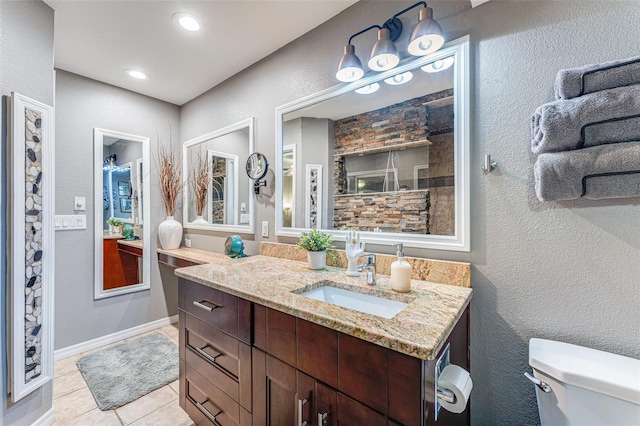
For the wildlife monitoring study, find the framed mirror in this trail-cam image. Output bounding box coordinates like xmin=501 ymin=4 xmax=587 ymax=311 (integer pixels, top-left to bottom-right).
xmin=182 ymin=118 xmax=255 ymax=233
xmin=275 ymin=36 xmax=470 ymax=251
xmin=94 ymin=128 xmax=151 ymax=299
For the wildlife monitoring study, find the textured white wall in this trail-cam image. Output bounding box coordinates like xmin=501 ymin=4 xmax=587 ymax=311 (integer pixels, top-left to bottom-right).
xmin=180 ymin=1 xmax=640 ymax=424
xmin=0 ymin=1 xmax=55 ymax=424
xmin=54 ymin=70 xmax=180 ymax=349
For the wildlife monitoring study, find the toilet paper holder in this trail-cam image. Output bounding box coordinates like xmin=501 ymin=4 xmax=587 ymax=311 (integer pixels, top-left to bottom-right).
xmin=434 ymin=344 xmax=451 ymax=420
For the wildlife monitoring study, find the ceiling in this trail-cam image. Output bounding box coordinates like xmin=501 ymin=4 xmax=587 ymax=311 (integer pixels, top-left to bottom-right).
xmin=45 ymin=0 xmax=357 ymax=106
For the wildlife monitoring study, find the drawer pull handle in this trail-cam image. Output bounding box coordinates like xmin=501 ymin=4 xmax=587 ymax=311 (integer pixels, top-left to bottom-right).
xmin=192 ymin=300 xmax=218 ymax=312
xmin=318 ymin=412 xmax=328 ymax=424
xmin=195 ymin=346 xmax=222 ymax=364
xmin=298 ymin=398 xmax=308 ymax=426
xmin=196 ymin=400 xmax=222 ymax=424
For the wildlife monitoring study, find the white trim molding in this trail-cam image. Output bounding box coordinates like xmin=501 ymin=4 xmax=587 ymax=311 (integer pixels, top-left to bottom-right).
xmin=9 ymin=92 xmax=55 ymax=402
xmin=31 ymin=408 xmax=55 ymax=426
xmin=54 ymin=315 xmax=178 ymax=361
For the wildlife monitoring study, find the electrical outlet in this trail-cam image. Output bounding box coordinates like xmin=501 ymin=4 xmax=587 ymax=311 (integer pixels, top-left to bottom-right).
xmin=184 ymin=239 xmax=192 ymax=248
xmin=262 ymin=221 xmax=269 ymax=238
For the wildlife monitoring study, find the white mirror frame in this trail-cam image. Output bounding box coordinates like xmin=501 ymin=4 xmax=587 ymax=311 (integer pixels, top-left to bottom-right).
xmin=182 ymin=117 xmax=255 ymax=234
xmin=94 ymin=128 xmax=151 ymax=299
xmin=275 ymin=36 xmax=470 ymax=251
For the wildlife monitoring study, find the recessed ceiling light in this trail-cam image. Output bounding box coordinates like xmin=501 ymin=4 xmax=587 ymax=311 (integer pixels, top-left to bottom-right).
xmin=173 ymin=13 xmax=203 ymax=32
xmin=125 ymin=69 xmax=150 ymax=80
xmin=355 ymin=83 xmax=380 ymax=95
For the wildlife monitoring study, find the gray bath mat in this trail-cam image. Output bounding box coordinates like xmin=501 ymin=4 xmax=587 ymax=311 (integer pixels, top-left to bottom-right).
xmin=76 ymin=332 xmax=179 ymax=410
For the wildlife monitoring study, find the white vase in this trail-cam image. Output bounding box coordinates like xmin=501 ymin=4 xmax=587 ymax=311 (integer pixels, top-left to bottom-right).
xmin=158 ymin=216 xmax=183 ymax=249
xmin=307 ymin=251 xmax=326 ymax=270
xmin=192 ymin=215 xmax=209 ymax=225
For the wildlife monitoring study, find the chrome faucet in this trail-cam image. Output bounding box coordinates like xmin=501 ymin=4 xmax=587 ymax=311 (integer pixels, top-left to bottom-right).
xmin=357 ymin=253 xmax=376 ymax=286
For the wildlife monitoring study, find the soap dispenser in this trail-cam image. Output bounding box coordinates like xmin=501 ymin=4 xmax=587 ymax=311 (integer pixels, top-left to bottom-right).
xmin=391 ymin=243 xmax=412 ymax=293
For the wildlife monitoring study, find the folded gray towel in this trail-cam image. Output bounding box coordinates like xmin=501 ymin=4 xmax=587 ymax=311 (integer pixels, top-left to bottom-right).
xmin=555 ymin=56 xmax=640 ymax=100
xmin=534 ymin=142 xmax=640 ymax=201
xmin=531 ymin=84 xmax=640 ymax=154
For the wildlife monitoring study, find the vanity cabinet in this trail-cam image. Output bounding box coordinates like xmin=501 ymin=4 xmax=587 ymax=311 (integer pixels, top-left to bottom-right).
xmin=179 ymin=277 xmax=469 ymax=426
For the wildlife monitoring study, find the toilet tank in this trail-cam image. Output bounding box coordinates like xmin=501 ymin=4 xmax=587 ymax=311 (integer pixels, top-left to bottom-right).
xmin=529 ymin=338 xmax=640 ymax=426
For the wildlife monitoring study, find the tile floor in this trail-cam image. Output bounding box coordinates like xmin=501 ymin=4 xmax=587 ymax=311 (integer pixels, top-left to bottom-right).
xmin=52 ymin=323 xmax=194 ymax=426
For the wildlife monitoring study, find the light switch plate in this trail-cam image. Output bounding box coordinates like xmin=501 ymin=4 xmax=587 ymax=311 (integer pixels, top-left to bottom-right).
xmin=74 ymin=196 xmax=86 ymax=211
xmin=240 ymin=214 xmax=250 ymax=224
xmin=262 ymin=221 xmax=269 ymax=238
xmin=55 ymin=215 xmax=87 ymax=231
xmin=240 ymin=202 xmax=246 ymax=212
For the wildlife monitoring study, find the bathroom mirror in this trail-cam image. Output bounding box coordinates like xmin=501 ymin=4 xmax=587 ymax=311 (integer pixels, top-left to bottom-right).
xmin=275 ymin=36 xmax=469 ymax=251
xmin=94 ymin=128 xmax=151 ymax=299
xmin=182 ymin=118 xmax=255 ymax=233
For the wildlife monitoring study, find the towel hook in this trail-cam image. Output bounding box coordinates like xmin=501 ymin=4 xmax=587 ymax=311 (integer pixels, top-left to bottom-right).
xmin=482 ymin=154 xmax=497 ymax=173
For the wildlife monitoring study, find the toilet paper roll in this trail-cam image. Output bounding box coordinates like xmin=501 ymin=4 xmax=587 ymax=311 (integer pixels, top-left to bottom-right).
xmin=437 ymin=364 xmax=473 ymax=414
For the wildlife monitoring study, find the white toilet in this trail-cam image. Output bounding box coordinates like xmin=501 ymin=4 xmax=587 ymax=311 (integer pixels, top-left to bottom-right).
xmin=528 ymin=338 xmax=640 ymax=426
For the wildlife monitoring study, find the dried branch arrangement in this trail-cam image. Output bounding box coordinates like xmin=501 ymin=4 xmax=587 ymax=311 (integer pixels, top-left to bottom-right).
xmin=157 ymin=141 xmax=183 ymax=216
xmin=192 ymin=152 xmax=210 ymax=216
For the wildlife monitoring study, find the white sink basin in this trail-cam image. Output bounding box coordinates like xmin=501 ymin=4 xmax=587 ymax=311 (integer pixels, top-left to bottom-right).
xmin=300 ymin=285 xmax=408 ymax=319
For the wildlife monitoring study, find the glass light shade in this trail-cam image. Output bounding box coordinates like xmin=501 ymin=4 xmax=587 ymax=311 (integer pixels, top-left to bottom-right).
xmin=355 ymin=83 xmax=380 ymax=94
xmin=384 ymin=71 xmax=413 ymax=86
xmin=422 ymin=57 xmax=455 ymax=73
xmin=368 ymin=28 xmax=399 ymax=71
xmin=336 ymin=44 xmax=364 ymax=82
xmin=407 ymin=7 xmax=445 ymax=56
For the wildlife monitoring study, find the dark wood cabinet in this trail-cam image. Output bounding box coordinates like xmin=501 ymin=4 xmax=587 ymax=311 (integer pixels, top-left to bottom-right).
xmin=179 ymin=278 xmax=470 ymax=426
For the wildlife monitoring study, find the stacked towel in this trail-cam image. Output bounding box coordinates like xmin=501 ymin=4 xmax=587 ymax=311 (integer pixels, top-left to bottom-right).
xmin=555 ymin=56 xmax=640 ymax=100
xmin=532 ymin=56 xmax=640 ymax=201
xmin=534 ymin=142 xmax=640 ymax=201
xmin=531 ymin=84 xmax=640 ymax=154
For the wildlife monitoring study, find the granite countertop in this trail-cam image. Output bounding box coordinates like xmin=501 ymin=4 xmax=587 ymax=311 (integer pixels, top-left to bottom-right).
xmin=103 ymin=231 xmax=123 ymax=240
xmin=157 ymin=247 xmax=229 ymax=264
xmin=175 ymin=255 xmax=472 ymax=360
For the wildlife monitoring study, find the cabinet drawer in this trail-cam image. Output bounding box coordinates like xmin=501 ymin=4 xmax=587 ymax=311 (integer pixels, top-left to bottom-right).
xmin=179 ymin=278 xmax=246 ymax=339
xmin=185 ymin=363 xmax=246 ymax=426
xmin=337 ymin=392 xmax=387 ymax=426
xmin=184 ymin=313 xmax=252 ymax=410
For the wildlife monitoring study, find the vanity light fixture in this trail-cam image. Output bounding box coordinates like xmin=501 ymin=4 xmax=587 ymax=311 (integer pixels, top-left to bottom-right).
xmin=173 ymin=12 xmax=203 ymax=32
xmin=355 ymin=83 xmax=380 ymax=94
xmin=384 ymin=71 xmax=413 ymax=86
xmin=422 ymin=57 xmax=454 ymax=73
xmin=125 ymin=69 xmax=150 ymax=80
xmin=335 ymin=1 xmax=444 ymax=82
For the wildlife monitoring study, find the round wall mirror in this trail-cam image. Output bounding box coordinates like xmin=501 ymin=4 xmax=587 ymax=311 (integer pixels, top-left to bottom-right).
xmin=246 ymin=152 xmax=269 ymax=180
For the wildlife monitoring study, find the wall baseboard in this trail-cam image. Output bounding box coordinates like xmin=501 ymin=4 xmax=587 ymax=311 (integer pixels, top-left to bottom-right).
xmin=31 ymin=408 xmax=55 ymax=426
xmin=54 ymin=315 xmax=178 ymax=361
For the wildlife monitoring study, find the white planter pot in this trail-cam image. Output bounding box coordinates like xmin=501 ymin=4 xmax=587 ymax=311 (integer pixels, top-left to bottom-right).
xmin=307 ymin=251 xmax=326 ymax=270
xmin=158 ymin=216 xmax=183 ymax=249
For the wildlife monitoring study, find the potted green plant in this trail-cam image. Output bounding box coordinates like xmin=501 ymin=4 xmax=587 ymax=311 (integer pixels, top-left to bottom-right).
xmin=297 ymin=228 xmax=335 ymax=270
xmin=107 ymin=217 xmax=124 ymax=234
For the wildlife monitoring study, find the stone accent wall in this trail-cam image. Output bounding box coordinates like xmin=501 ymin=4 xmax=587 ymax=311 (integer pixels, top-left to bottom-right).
xmin=210 ymin=158 xmax=226 ymax=223
xmin=333 ymin=89 xmax=453 ymax=155
xmin=333 ymin=190 xmax=430 ymax=233
xmin=332 ymin=89 xmax=454 ymax=234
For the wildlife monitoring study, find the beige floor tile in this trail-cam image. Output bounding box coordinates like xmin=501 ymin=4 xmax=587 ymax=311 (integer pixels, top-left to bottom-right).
xmin=159 ymin=324 xmax=179 ymax=344
xmin=129 ymin=399 xmax=191 ymax=426
xmin=53 ymin=386 xmax=98 ymax=423
xmin=54 ymin=368 xmax=87 ymax=400
xmin=116 ymin=386 xmax=177 ymax=425
xmin=168 ymin=379 xmax=180 ymax=395
xmin=60 ymin=408 xmax=122 ymax=426
xmin=54 ymin=354 xmax=81 ymax=378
